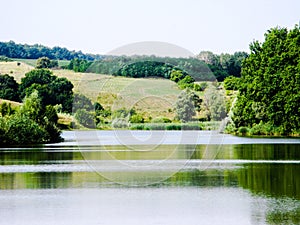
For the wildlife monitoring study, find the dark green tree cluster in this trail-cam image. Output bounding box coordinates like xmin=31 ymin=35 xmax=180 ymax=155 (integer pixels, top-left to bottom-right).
xmin=116 ymin=61 xmax=174 ymax=78
xmin=36 ymin=57 xmax=58 ymax=69
xmin=85 ymin=55 xmax=215 ymax=81
xmin=0 ymin=91 xmax=62 ymax=145
xmin=231 ymin=25 xmax=300 ymax=135
xmin=0 ymin=41 xmax=103 ymax=60
xmin=65 ymin=58 xmax=93 ymax=72
xmin=19 ymin=69 xmax=74 ymax=112
xmin=0 ymin=74 xmax=20 ymax=101
xmin=198 ymin=51 xmax=248 ymax=81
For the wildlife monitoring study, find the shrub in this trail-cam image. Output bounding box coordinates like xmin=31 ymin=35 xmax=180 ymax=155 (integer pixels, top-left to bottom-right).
xmin=75 ymin=109 xmax=95 ymax=128
xmin=5 ymin=115 xmax=47 ymax=145
xmin=151 ymin=117 xmax=172 ymax=123
xmin=130 ymin=114 xmax=144 ymax=123
xmin=111 ymin=118 xmax=129 ymax=128
xmin=238 ymin=126 xmax=249 ymax=136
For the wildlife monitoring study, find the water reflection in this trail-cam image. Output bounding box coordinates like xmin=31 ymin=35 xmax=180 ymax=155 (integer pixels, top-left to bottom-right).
xmin=0 ymin=142 xmax=299 ymax=225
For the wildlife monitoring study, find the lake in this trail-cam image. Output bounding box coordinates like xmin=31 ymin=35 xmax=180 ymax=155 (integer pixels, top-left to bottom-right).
xmin=0 ymin=130 xmax=299 ymax=225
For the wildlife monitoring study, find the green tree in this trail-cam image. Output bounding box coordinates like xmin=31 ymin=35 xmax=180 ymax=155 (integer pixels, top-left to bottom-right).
xmin=36 ymin=57 xmax=51 ymax=68
xmin=233 ymin=25 xmax=300 ymax=133
xmin=204 ymin=85 xmax=227 ymax=121
xmin=73 ymin=94 xmax=94 ymax=112
xmin=175 ymin=90 xmax=196 ymax=122
xmin=20 ymin=69 xmax=74 ymax=113
xmin=75 ymin=109 xmax=95 ymax=128
xmin=0 ymin=74 xmax=20 ymax=101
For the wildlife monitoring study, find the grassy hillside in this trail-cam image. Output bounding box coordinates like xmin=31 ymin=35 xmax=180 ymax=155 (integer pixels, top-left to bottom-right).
xmin=0 ymin=61 xmax=182 ymax=120
xmin=0 ymin=61 xmax=34 ymax=82
xmin=53 ymin=71 xmax=180 ymax=119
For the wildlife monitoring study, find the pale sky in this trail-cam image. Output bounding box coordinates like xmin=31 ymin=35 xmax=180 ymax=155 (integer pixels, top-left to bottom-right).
xmin=0 ymin=0 xmax=299 ymax=55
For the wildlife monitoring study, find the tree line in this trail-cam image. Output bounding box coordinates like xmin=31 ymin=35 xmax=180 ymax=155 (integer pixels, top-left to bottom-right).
xmin=0 ymin=41 xmax=103 ymax=60
xmin=66 ymin=53 xmax=248 ymax=82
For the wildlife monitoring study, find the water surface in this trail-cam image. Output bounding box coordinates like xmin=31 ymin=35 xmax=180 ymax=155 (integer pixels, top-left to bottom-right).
xmin=0 ymin=131 xmax=299 ymax=225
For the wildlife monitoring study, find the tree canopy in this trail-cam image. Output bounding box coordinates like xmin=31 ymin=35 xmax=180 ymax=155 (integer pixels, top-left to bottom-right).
xmin=0 ymin=41 xmax=102 ymax=60
xmin=231 ymin=25 xmax=300 ymax=134
xmin=20 ymin=69 xmax=74 ymax=112
xmin=0 ymin=74 xmax=20 ymax=101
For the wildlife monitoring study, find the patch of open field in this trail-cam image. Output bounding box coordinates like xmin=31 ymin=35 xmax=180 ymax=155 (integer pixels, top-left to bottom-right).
xmin=0 ymin=61 xmax=34 ymax=82
xmin=0 ymin=62 xmax=182 ymax=119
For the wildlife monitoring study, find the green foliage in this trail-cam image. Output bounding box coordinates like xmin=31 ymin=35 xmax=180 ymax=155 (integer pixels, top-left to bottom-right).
xmin=170 ymin=69 xmax=186 ymax=82
xmin=0 ymin=102 xmax=15 ymax=117
xmin=193 ymin=82 xmax=208 ymax=92
xmin=232 ymin=25 xmax=300 ymax=134
xmin=66 ymin=58 xmax=92 ymax=72
xmin=73 ymin=93 xmax=94 ymax=112
xmin=20 ymin=69 xmax=74 ymax=112
xmin=74 ymin=109 xmax=95 ymax=128
xmin=198 ymin=51 xmax=248 ymax=80
xmin=88 ymin=55 xmax=215 ymax=81
xmin=0 ymin=40 xmax=102 ymax=60
xmin=238 ymin=126 xmax=249 ymax=136
xmin=177 ymin=75 xmax=195 ymax=89
xmin=175 ymin=90 xmax=196 ymax=122
xmin=4 ymin=114 xmax=47 ymax=145
xmin=0 ymin=91 xmax=62 ymax=145
xmin=36 ymin=57 xmax=58 ymax=69
xmin=130 ymin=114 xmax=144 ymax=123
xmin=116 ymin=61 xmax=174 ymax=78
xmin=111 ymin=118 xmax=129 ymax=128
xmin=203 ymin=85 xmax=227 ymax=121
xmin=20 ymin=90 xmax=42 ymax=123
xmin=130 ymin=123 xmax=202 ymax=130
xmin=0 ymin=74 xmax=20 ymax=101
xmin=151 ymin=117 xmax=172 ymax=123
xmin=223 ymin=76 xmax=240 ymax=90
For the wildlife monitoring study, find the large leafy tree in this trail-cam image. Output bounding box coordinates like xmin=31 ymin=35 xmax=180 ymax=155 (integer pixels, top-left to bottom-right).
xmin=232 ymin=25 xmax=300 ymax=133
xmin=175 ymin=90 xmax=196 ymax=122
xmin=0 ymin=74 xmax=20 ymax=101
xmin=19 ymin=69 xmax=74 ymax=112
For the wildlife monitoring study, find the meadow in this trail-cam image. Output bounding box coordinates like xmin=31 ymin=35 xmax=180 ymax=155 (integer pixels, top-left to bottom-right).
xmin=0 ymin=61 xmax=182 ymax=120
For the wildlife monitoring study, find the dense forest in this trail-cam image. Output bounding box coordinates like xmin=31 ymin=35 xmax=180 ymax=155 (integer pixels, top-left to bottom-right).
xmin=0 ymin=41 xmax=103 ymax=60
xmin=72 ymin=53 xmax=248 ymax=81
xmin=227 ymin=25 xmax=300 ymax=135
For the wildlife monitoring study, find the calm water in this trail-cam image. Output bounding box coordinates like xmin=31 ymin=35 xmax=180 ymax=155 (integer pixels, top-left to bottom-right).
xmin=0 ymin=131 xmax=299 ymax=225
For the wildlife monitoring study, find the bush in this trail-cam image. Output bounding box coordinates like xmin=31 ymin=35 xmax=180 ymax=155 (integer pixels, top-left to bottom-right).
xmin=151 ymin=117 xmax=172 ymax=123
xmin=75 ymin=109 xmax=95 ymax=128
xmin=111 ymin=118 xmax=129 ymax=128
xmin=238 ymin=126 xmax=249 ymax=136
xmin=5 ymin=115 xmax=47 ymax=145
xmin=130 ymin=114 xmax=144 ymax=123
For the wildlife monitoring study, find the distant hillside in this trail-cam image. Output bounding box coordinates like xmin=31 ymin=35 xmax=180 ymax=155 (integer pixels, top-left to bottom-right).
xmin=0 ymin=61 xmax=182 ymax=120
xmin=0 ymin=41 xmax=103 ymax=60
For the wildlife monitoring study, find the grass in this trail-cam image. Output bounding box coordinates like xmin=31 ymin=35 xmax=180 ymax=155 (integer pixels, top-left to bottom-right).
xmin=0 ymin=61 xmax=34 ymax=82
xmin=13 ymin=58 xmax=70 ymax=67
xmin=0 ymin=61 xmax=182 ymax=120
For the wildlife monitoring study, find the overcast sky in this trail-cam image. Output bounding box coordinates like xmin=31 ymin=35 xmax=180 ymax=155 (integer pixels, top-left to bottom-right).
xmin=1 ymin=0 xmax=299 ymax=55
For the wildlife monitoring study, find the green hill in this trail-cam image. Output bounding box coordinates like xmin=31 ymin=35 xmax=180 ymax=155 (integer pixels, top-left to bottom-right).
xmin=0 ymin=61 xmax=182 ymax=120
